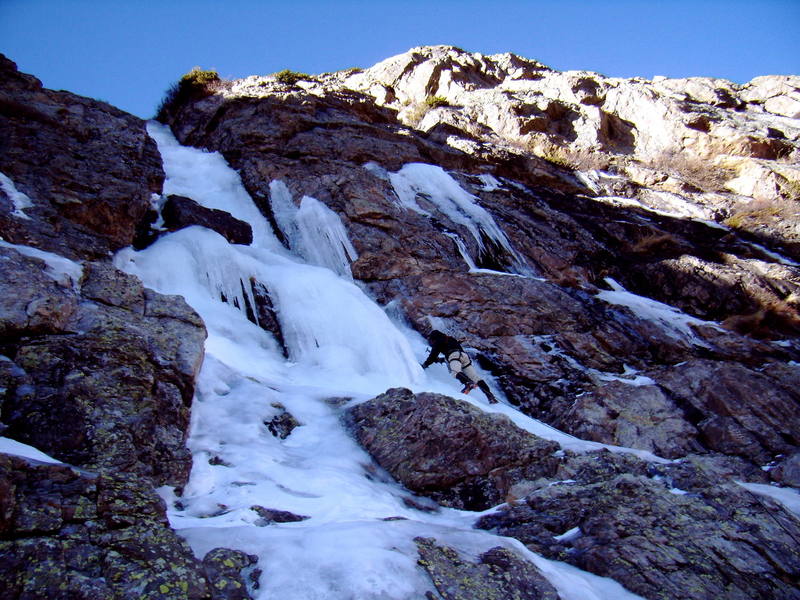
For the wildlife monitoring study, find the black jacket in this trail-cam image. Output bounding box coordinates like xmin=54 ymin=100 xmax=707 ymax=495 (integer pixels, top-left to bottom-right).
xmin=422 ymin=332 xmax=463 ymax=368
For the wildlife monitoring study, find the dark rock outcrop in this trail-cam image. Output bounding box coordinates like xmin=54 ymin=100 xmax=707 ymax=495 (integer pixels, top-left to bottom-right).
xmin=0 ymin=54 xmax=164 ymax=261
xmin=415 ymin=537 xmax=560 ymax=600
xmin=476 ymin=472 xmax=800 ymax=600
xmin=263 ymin=403 xmax=300 ymax=439
xmin=162 ymin=194 xmax=253 ymax=245
xmin=250 ymin=506 xmax=309 ymax=526
xmin=0 ymin=454 xmax=210 ymax=599
xmin=201 ymin=548 xmax=260 ymax=600
xmin=1 ymin=255 xmax=206 ymax=486
xmin=347 ymin=388 xmax=559 ymax=510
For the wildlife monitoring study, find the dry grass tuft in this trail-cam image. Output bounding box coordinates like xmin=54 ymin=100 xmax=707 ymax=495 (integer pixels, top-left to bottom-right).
xmin=643 ymin=152 xmax=736 ymax=193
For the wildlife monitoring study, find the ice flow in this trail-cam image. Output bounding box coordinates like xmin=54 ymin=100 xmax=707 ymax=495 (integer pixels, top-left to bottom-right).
xmin=111 ymin=122 xmax=646 ymax=600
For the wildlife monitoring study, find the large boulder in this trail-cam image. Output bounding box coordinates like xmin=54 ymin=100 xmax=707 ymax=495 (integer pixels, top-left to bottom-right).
xmin=0 ymin=454 xmax=211 ymax=599
xmin=347 ymin=388 xmax=559 ymax=510
xmin=161 ymin=194 xmax=253 ymax=246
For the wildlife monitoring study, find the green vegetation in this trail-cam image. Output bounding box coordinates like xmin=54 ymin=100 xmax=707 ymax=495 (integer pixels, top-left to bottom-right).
xmin=424 ymin=95 xmax=450 ymax=109
xmin=406 ymin=96 xmax=452 ymax=126
xmin=155 ymin=67 xmax=221 ymax=122
xmin=274 ymin=69 xmax=310 ymax=85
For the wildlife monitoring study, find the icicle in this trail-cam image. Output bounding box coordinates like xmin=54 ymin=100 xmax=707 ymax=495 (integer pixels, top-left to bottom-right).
xmin=269 ymin=182 xmax=358 ymax=280
xmin=294 ymin=196 xmax=358 ymax=279
xmin=268 ymin=180 xmax=299 ymax=244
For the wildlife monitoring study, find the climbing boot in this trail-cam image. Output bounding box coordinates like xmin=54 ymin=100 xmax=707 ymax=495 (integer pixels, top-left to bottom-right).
xmin=478 ymin=381 xmax=498 ymax=404
xmin=456 ymin=372 xmax=477 ymax=394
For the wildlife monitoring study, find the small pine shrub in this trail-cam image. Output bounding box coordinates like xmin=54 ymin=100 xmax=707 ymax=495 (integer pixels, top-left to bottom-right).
xmin=424 ymin=95 xmax=450 ymax=109
xmin=156 ymin=67 xmax=221 ymax=122
xmin=274 ymin=69 xmax=310 ymax=85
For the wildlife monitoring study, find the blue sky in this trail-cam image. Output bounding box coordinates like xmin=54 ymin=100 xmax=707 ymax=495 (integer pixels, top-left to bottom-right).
xmin=1 ymin=0 xmax=798 ymax=119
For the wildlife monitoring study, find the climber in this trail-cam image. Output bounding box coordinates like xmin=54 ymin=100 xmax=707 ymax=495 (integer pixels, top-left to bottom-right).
xmin=421 ymin=330 xmax=498 ymax=404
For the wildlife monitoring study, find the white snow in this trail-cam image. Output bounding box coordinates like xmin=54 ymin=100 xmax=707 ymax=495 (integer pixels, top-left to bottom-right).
xmin=0 ymin=171 xmax=33 ymax=219
xmin=553 ymin=526 xmax=582 ymax=543
xmin=0 ymin=239 xmax=83 ymax=290
xmin=476 ymin=173 xmax=502 ymax=191
xmin=0 ymin=436 xmax=61 ymax=464
xmin=737 ymin=481 xmax=800 ymax=518
xmin=113 ymin=124 xmax=652 ymax=599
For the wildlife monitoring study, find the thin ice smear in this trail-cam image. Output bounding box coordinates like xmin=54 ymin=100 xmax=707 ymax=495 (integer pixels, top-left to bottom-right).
xmin=598 ymin=277 xmax=720 ymax=347
xmin=0 ymin=171 xmax=34 ymax=220
xmin=0 ymin=239 xmax=84 ymax=290
xmin=389 ymin=162 xmax=528 ymax=273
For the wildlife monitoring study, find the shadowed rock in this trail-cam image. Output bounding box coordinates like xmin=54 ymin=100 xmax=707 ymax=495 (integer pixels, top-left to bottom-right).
xmin=0 ymin=54 xmax=164 ymax=261
xmin=476 ymin=473 xmax=800 ymax=600
xmin=415 ymin=537 xmax=560 ymax=600
xmin=162 ymin=194 xmax=253 ymax=246
xmin=347 ymin=388 xmax=559 ymax=510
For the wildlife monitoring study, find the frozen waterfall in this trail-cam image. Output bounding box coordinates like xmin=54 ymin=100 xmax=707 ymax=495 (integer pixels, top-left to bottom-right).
xmin=109 ymin=123 xmax=649 ymax=600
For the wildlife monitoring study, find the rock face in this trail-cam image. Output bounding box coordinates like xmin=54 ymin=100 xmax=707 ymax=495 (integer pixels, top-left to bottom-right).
xmin=347 ymin=388 xmax=559 ymax=510
xmin=349 ymin=385 xmax=798 ymax=600
xmin=1 ymin=253 xmax=205 ymax=486
xmin=159 ymin=44 xmax=800 ymax=469
xmin=2 ymin=44 xmax=800 ymax=599
xmin=0 ymin=454 xmax=210 ymax=599
xmin=0 ymin=54 xmax=163 ymax=260
xmin=0 ymin=55 xmax=257 ymax=598
xmin=415 ymin=537 xmax=560 ymax=600
xmin=476 ymin=472 xmax=800 ymax=600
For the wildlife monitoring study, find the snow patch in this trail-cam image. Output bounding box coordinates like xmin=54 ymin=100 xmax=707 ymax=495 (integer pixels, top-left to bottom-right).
xmin=0 ymin=239 xmax=83 ymax=290
xmin=737 ymin=481 xmax=800 ymax=518
xmin=0 ymin=437 xmax=61 ymax=464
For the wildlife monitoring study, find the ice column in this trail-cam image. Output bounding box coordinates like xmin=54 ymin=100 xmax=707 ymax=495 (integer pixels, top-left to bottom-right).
xmin=269 ymin=181 xmax=358 ymax=280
